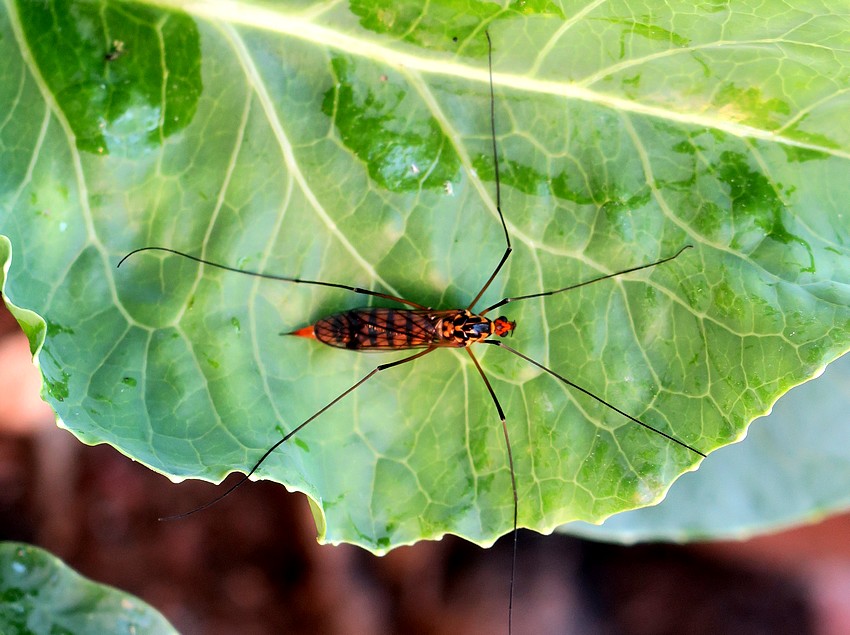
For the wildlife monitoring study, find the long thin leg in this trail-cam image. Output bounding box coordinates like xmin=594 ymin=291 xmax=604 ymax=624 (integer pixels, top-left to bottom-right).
xmin=483 ymin=340 xmax=706 ymax=458
xmin=481 ymin=245 xmax=692 ymax=316
xmin=160 ymin=347 xmax=437 ymax=520
xmin=466 ymin=347 xmax=517 ymax=635
xmin=467 ymin=30 xmax=512 ymax=312
xmin=118 ymin=247 xmax=428 ymax=310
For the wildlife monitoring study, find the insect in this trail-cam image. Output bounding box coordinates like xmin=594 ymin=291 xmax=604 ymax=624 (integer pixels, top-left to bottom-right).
xmin=119 ymin=32 xmax=705 ymax=633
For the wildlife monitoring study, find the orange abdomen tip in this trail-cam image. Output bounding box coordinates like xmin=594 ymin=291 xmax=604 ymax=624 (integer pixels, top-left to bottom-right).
xmin=288 ymin=325 xmax=317 ymax=339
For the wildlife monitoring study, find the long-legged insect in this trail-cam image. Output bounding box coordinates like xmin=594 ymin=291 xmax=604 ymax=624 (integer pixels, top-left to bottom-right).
xmin=119 ymin=32 xmax=705 ymax=633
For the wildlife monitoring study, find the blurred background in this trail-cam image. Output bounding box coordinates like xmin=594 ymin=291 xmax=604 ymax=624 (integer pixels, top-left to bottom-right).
xmin=2 ymin=301 xmax=849 ymax=635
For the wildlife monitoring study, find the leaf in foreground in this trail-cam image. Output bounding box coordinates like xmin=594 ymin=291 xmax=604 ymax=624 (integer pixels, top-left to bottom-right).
xmin=0 ymin=541 xmax=177 ymax=635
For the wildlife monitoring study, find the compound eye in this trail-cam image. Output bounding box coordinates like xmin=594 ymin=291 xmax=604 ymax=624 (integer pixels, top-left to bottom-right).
xmin=494 ymin=316 xmax=516 ymax=337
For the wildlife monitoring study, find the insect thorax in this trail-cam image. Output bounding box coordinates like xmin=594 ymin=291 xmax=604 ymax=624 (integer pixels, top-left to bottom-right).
xmin=438 ymin=310 xmax=495 ymax=347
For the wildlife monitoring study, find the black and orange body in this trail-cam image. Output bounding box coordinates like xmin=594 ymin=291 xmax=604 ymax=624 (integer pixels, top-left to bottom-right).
xmin=290 ymin=308 xmax=516 ymax=351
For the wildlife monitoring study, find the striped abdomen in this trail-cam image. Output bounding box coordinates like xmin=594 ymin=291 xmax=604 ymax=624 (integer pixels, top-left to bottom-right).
xmin=310 ymin=308 xmax=441 ymax=350
xmin=290 ymin=308 xmax=515 ymax=351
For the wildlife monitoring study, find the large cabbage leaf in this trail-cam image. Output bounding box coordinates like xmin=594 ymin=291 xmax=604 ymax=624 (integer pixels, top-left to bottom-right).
xmin=1 ymin=0 xmax=849 ymax=551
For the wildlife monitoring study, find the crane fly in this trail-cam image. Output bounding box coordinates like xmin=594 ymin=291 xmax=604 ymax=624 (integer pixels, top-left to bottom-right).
xmin=118 ymin=32 xmax=706 ymax=633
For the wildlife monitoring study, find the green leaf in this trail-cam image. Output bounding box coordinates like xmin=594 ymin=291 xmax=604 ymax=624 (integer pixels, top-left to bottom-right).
xmin=2 ymin=1 xmax=849 ymax=552
xmin=0 ymin=542 xmax=177 ymax=635
xmin=566 ymin=350 xmax=850 ymax=541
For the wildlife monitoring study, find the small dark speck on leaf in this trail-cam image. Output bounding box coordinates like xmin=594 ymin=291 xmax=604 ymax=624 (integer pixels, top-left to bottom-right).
xmin=105 ymin=40 xmax=126 ymax=61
